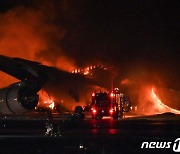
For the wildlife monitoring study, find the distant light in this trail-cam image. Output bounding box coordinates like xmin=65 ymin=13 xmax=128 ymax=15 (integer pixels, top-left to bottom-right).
xmin=92 ymin=109 xmax=96 ymax=114
xmin=84 ymin=71 xmax=89 ymax=75
xmin=109 ymin=109 xmax=114 ymax=114
xmin=79 ymin=145 xmax=84 ymax=149
xmin=114 ymin=88 xmax=119 ymax=91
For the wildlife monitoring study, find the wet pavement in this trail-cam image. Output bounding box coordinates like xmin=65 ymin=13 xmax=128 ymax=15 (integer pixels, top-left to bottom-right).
xmin=0 ymin=113 xmax=180 ymax=153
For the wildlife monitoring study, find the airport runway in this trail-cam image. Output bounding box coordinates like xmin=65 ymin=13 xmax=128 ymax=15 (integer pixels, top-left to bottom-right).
xmin=0 ymin=112 xmax=180 ymax=153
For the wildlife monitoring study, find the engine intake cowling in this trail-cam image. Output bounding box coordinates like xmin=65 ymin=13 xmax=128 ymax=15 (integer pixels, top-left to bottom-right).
xmin=0 ymin=82 xmax=38 ymax=114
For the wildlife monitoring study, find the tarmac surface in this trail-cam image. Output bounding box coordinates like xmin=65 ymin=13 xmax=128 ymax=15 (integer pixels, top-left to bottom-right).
xmin=0 ymin=112 xmax=180 ymax=153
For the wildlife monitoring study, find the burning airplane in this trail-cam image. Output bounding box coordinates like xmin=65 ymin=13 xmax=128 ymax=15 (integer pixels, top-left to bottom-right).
xmin=0 ymin=55 xmax=179 ymax=116
xmin=0 ymin=55 xmax=96 ymax=115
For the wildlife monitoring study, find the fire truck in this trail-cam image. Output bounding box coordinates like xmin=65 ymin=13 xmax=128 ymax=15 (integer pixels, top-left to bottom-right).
xmin=91 ymin=88 xmax=131 ymax=120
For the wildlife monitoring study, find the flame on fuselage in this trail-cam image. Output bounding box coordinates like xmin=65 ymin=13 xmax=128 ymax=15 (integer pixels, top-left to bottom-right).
xmin=71 ymin=65 xmax=108 ymax=75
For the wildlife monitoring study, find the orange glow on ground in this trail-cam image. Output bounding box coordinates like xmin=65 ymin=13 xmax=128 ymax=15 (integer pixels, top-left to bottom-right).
xmin=151 ymin=88 xmax=180 ymax=114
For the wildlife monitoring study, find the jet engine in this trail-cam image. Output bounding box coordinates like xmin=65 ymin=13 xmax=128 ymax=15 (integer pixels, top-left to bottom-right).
xmin=0 ymin=82 xmax=39 ymax=114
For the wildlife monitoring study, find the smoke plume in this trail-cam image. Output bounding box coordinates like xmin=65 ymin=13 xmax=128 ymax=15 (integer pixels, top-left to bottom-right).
xmin=0 ymin=1 xmax=75 ymax=84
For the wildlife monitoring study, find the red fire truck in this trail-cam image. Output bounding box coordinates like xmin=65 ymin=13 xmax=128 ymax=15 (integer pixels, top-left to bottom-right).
xmin=91 ymin=88 xmax=131 ymax=120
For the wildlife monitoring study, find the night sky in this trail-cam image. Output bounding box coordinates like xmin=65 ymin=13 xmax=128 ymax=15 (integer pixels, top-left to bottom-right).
xmin=0 ymin=0 xmax=179 ymax=89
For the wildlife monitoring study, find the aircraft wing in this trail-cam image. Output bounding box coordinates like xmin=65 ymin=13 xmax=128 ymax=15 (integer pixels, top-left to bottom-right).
xmin=0 ymin=55 xmax=95 ymax=93
xmin=0 ymin=55 xmax=99 ymax=114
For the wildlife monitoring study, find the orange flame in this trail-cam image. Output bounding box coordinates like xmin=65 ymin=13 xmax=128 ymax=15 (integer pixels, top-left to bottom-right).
xmin=48 ymin=100 xmax=55 ymax=110
xmin=38 ymin=90 xmax=55 ymax=110
xmin=151 ymin=88 xmax=180 ymax=114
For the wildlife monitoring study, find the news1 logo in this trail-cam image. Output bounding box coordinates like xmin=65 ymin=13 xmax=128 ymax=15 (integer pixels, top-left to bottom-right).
xmin=141 ymin=138 xmax=180 ymax=152
xmin=173 ymin=138 xmax=180 ymax=152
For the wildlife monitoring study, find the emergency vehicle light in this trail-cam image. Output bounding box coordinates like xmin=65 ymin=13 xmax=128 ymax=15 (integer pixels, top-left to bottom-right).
xmin=92 ymin=109 xmax=97 ymax=114
xmin=110 ymin=93 xmax=114 ymax=97
xmin=109 ymin=109 xmax=114 ymax=114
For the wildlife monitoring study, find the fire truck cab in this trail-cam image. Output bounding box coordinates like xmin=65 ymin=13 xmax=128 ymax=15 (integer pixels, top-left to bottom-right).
xmin=91 ymin=88 xmax=131 ymax=120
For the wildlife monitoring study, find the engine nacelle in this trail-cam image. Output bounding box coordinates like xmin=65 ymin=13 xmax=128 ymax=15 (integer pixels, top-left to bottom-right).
xmin=0 ymin=82 xmax=39 ymax=114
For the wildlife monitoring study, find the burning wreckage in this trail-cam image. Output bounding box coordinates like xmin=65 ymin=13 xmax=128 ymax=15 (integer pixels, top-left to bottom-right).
xmin=0 ymin=55 xmax=179 ymax=116
xmin=0 ymin=54 xmax=130 ymax=114
xmin=0 ymin=55 xmax=100 ymax=135
xmin=0 ymin=55 xmax=130 ymax=135
xmin=0 ymin=55 xmax=180 ymax=137
xmin=0 ymin=55 xmax=89 ymax=114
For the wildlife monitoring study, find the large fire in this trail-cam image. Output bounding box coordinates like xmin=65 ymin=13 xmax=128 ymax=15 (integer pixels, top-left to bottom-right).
xmin=151 ymin=88 xmax=180 ymax=114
